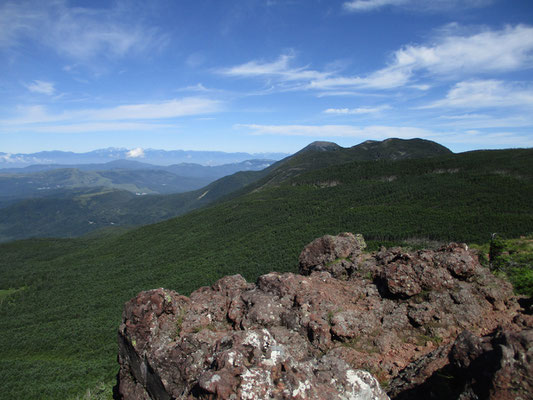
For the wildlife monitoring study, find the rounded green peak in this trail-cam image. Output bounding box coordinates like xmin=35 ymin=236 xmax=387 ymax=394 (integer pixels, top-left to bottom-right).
xmin=302 ymin=141 xmax=342 ymax=152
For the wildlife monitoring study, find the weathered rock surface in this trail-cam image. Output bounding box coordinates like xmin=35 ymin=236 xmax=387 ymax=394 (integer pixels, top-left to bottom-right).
xmin=298 ymin=232 xmax=366 ymax=278
xmin=116 ymin=233 xmax=528 ymax=400
xmin=388 ymin=326 xmax=533 ymax=399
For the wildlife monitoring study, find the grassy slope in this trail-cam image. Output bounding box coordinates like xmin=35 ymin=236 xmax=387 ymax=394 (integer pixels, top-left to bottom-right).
xmin=0 ymin=148 xmax=532 ymax=399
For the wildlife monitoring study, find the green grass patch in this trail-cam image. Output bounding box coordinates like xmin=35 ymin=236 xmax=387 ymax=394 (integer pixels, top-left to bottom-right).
xmin=488 ymin=236 xmax=533 ymax=297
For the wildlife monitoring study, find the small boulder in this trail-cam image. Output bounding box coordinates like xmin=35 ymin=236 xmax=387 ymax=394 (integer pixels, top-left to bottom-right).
xmin=298 ymin=232 xmax=366 ymax=277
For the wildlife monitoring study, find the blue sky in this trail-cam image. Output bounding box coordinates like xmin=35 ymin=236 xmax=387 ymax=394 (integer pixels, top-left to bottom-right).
xmin=1 ymin=0 xmax=533 ymax=156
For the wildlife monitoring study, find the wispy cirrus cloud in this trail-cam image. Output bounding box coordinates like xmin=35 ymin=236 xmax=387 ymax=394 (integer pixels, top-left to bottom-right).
xmin=0 ymin=0 xmax=167 ymax=62
xmin=236 ymin=123 xmax=432 ymax=139
xmin=218 ymin=53 xmax=329 ymax=82
xmin=87 ymin=98 xmax=221 ymax=121
xmin=22 ymin=122 xmax=176 ymax=134
xmin=343 ymin=0 xmax=407 ymax=12
xmin=24 ymin=80 xmax=55 ymax=95
xmin=220 ymin=25 xmax=533 ymax=93
xmin=423 ymin=80 xmax=533 ymax=109
xmin=343 ymin=0 xmax=493 ymax=13
xmin=438 ymin=113 xmax=533 ymax=130
xmin=311 ymin=24 xmax=533 ymax=91
xmin=308 ymin=68 xmax=411 ymax=90
xmin=219 ymin=52 xmax=407 ymax=90
xmin=236 ymin=123 xmax=533 ymax=149
xmin=0 ymin=97 xmax=221 ymax=133
xmin=391 ymin=24 xmax=533 ymax=76
xmin=324 ymin=105 xmax=391 ymax=114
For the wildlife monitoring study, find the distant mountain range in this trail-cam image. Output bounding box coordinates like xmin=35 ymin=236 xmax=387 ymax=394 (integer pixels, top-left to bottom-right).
xmin=0 ymin=138 xmax=460 ymax=242
xmin=0 ymin=148 xmax=288 ymax=168
xmin=0 ymin=159 xmax=275 ymax=203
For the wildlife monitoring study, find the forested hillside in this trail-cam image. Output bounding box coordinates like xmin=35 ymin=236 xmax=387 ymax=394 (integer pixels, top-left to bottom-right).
xmin=0 ymin=146 xmax=532 ymax=399
xmin=0 ymin=138 xmax=452 ymax=242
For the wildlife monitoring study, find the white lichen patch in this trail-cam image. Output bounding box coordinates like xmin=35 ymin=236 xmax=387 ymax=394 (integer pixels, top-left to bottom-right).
xmin=243 ymin=331 xmax=261 ymax=348
xmin=292 ymin=380 xmax=311 ymax=398
xmin=227 ymin=351 xmax=236 ymax=366
xmin=345 ymin=370 xmax=386 ymax=400
xmin=262 ymin=344 xmax=284 ymax=367
xmin=239 ymin=368 xmax=272 ymax=400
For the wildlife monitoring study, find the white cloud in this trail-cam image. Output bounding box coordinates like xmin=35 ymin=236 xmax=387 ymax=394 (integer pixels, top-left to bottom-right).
xmin=324 ymin=105 xmax=391 ymax=114
xmin=0 ymin=1 xmax=166 ymax=61
xmin=1 ymin=105 xmax=63 ymax=125
xmin=177 ymin=83 xmax=218 ymax=93
xmin=309 ymin=67 xmax=411 ymax=90
xmin=24 ymin=80 xmax=55 ymax=95
xmin=343 ymin=0 xmax=493 ymax=13
xmin=20 ymin=122 xmax=175 ymax=134
xmin=440 ymin=131 xmax=533 ymax=148
xmin=424 ymin=80 xmax=533 ymax=109
xmin=438 ymin=113 xmax=533 ymax=129
xmin=391 ymin=25 xmax=533 ymax=77
xmin=0 ymin=2 xmax=34 ymax=48
xmin=218 ymin=53 xmax=330 ymax=82
xmin=311 ymin=24 xmax=533 ymax=91
xmin=0 ymin=153 xmax=28 ymax=164
xmin=89 ymin=98 xmax=221 ymax=121
xmin=0 ymin=98 xmax=221 ymax=133
xmin=126 ymin=148 xmax=145 ymax=158
xmin=236 ymin=123 xmax=433 ymax=139
xmin=220 ymin=25 xmax=533 ymax=93
xmin=343 ymin=0 xmax=407 ymax=12
xmin=236 ymin=123 xmax=533 ymax=149
xmin=219 ymin=53 xmax=405 ymax=90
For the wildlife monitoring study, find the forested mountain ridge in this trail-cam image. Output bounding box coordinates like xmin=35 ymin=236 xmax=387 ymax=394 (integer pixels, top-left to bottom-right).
xmin=229 ymin=137 xmax=453 ymax=193
xmin=0 ymin=138 xmax=454 ymax=242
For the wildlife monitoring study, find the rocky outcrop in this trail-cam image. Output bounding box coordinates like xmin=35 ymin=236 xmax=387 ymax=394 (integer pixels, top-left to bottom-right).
xmin=298 ymin=232 xmax=366 ymax=278
xmin=116 ymin=233 xmax=528 ymax=400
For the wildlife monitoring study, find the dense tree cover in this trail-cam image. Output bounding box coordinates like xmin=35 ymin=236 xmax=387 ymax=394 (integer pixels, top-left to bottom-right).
xmin=0 ymin=138 xmax=453 ymax=243
xmin=0 ymin=148 xmax=532 ymax=399
xmin=0 ymin=169 xmax=268 ymax=243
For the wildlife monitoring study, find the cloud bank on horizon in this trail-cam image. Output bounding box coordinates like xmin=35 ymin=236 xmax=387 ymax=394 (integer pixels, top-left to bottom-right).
xmin=0 ymin=0 xmax=532 ymax=154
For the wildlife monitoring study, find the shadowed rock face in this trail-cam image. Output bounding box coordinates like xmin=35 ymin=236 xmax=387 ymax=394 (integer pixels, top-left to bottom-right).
xmin=388 ymin=326 xmax=533 ymax=399
xmin=116 ymin=233 xmax=529 ymax=400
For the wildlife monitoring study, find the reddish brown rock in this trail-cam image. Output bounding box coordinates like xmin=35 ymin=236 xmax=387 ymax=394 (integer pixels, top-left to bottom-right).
xmin=389 ymin=328 xmax=533 ymax=400
xmin=298 ymin=232 xmax=366 ymax=278
xmin=116 ymin=233 xmax=522 ymax=400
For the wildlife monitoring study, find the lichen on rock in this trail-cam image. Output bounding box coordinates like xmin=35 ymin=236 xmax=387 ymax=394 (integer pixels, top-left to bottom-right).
xmin=116 ymin=233 xmax=529 ymax=400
